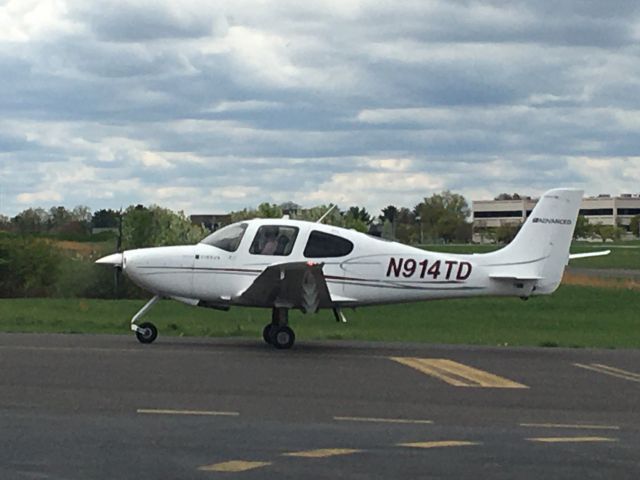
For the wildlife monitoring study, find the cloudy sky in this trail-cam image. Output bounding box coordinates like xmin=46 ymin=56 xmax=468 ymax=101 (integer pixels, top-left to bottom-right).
xmin=1 ymin=0 xmax=639 ymax=217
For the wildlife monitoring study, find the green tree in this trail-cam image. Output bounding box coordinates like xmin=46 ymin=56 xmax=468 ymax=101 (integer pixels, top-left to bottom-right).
xmin=71 ymin=205 xmax=92 ymax=229
xmin=0 ymin=236 xmax=62 ymax=297
xmin=342 ymin=206 xmax=371 ymax=233
xmin=394 ymin=208 xmax=418 ymax=244
xmin=593 ymin=224 xmax=622 ymax=243
xmin=92 ymin=209 xmax=120 ymax=229
xmin=494 ymin=193 xmax=524 ymax=200
xmin=495 ymin=223 xmax=521 ymax=244
xmin=11 ymin=208 xmax=49 ymax=234
xmin=416 ymin=191 xmax=470 ymax=243
xmin=230 ymin=203 xmax=283 ymax=222
xmin=257 ymin=202 xmax=283 ymax=218
xmin=381 ymin=219 xmax=394 ymax=240
xmin=380 ymin=205 xmax=399 ymax=239
xmin=153 ymin=207 xmax=205 ymax=246
xmin=122 ymin=205 xmax=204 ymax=249
xmin=346 ymin=206 xmax=371 ymax=224
xmin=292 ymin=205 xmax=344 ymax=226
xmin=48 ymin=206 xmax=72 ymax=232
xmin=122 ymin=205 xmax=154 ymax=248
xmin=629 ymin=215 xmax=640 ymax=238
xmin=573 ymin=215 xmax=593 ymax=240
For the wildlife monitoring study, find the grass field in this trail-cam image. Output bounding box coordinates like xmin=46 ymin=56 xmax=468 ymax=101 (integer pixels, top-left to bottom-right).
xmin=1 ymin=284 xmax=639 ymax=348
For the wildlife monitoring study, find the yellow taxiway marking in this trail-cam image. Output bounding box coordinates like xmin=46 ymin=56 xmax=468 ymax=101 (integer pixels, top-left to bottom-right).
xmin=391 ymin=357 xmax=528 ymax=388
xmin=574 ymin=363 xmax=640 ymax=383
xmin=283 ymin=448 xmax=362 ymax=458
xmin=527 ymin=436 xmax=618 ymax=444
xmin=398 ymin=440 xmax=480 ymax=449
xmin=136 ymin=409 xmax=239 ymax=416
xmin=520 ymin=423 xmax=620 ymax=431
xmin=334 ymin=416 xmax=433 ymax=425
xmin=198 ymin=461 xmax=271 ymax=472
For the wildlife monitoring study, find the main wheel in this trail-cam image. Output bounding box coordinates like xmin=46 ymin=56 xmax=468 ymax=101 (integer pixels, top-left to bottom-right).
xmin=262 ymin=324 xmax=273 ymax=344
xmin=270 ymin=326 xmax=295 ymax=350
xmin=136 ymin=322 xmax=158 ymax=344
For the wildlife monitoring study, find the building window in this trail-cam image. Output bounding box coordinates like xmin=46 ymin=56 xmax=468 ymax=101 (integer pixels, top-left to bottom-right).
xmin=579 ymin=208 xmax=614 ymax=216
xmin=474 ymin=210 xmax=523 ymax=218
xmin=304 ymin=231 xmax=354 ymax=258
xmin=617 ymin=208 xmax=640 ymax=216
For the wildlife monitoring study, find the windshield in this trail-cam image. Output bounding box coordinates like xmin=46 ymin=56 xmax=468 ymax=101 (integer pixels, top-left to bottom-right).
xmin=200 ymin=223 xmax=247 ymax=252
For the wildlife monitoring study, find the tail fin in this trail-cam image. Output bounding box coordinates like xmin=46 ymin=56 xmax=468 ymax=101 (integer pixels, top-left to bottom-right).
xmin=483 ymin=188 xmax=583 ymax=294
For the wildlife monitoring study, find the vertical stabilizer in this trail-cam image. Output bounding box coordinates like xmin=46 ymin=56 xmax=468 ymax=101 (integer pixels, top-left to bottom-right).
xmin=482 ymin=188 xmax=583 ymax=294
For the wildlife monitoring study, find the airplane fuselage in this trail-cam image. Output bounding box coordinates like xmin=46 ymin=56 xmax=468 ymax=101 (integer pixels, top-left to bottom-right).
xmin=122 ymin=219 xmax=529 ymax=308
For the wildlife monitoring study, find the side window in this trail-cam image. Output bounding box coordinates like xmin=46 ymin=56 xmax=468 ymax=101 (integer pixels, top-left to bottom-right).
xmin=200 ymin=223 xmax=247 ymax=252
xmin=250 ymin=226 xmax=299 ymax=256
xmin=304 ymin=230 xmax=354 ymax=258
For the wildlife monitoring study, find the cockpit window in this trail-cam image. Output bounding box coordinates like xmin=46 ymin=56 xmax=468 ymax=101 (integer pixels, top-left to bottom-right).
xmin=200 ymin=223 xmax=247 ymax=252
xmin=304 ymin=230 xmax=354 ymax=258
xmin=250 ymin=226 xmax=299 ymax=256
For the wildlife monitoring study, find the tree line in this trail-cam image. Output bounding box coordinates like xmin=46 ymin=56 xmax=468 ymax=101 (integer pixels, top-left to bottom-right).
xmin=230 ymin=190 xmax=472 ymax=245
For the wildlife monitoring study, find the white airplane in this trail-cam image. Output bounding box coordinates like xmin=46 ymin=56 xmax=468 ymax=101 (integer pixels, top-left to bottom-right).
xmin=97 ymin=188 xmax=608 ymax=349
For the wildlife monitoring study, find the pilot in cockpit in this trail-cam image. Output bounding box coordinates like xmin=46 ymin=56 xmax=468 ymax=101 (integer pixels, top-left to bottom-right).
xmin=260 ymin=227 xmax=279 ymax=255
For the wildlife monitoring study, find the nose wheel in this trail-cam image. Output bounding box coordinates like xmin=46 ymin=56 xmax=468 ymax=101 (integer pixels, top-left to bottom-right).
xmin=135 ymin=322 xmax=158 ymax=344
xmin=263 ymin=308 xmax=295 ymax=349
xmin=130 ymin=295 xmax=161 ymax=344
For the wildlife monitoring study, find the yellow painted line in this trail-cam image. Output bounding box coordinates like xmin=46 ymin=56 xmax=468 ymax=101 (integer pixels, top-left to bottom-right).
xmin=198 ymin=461 xmax=271 ymax=472
xmin=391 ymin=357 xmax=528 ymax=388
xmin=282 ymin=448 xmax=362 ymax=458
xmin=398 ymin=440 xmax=480 ymax=449
xmin=334 ymin=416 xmax=433 ymax=425
xmin=520 ymin=423 xmax=620 ymax=431
xmin=136 ymin=409 xmax=239 ymax=416
xmin=527 ymin=436 xmax=618 ymax=444
xmin=574 ymin=363 xmax=640 ymax=383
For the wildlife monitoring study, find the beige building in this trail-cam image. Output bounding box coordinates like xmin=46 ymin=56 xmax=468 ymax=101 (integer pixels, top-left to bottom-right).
xmin=472 ymin=194 xmax=640 ymax=240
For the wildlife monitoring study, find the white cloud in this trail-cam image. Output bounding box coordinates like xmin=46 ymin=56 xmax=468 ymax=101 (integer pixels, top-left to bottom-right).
xmin=17 ymin=189 xmax=62 ymax=204
xmin=140 ymin=151 xmax=172 ymax=168
xmin=0 ymin=0 xmax=79 ymax=42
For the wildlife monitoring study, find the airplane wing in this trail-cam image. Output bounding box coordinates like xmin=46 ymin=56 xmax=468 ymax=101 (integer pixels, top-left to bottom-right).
xmin=569 ymin=250 xmax=611 ymax=260
xmin=236 ymin=261 xmax=335 ymax=312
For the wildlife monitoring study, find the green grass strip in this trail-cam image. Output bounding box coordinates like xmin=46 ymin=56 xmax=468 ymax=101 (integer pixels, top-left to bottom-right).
xmin=1 ymin=285 xmax=639 ymax=348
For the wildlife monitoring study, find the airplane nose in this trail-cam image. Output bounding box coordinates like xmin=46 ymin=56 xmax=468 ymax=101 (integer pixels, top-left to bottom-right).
xmin=95 ymin=253 xmax=123 ymax=267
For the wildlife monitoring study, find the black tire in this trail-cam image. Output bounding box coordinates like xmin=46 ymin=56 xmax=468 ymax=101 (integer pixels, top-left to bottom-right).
xmin=262 ymin=324 xmax=273 ymax=344
xmin=270 ymin=326 xmax=295 ymax=350
xmin=136 ymin=322 xmax=158 ymax=344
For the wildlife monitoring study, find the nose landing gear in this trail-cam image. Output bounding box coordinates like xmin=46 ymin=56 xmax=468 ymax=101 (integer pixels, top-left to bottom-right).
xmin=130 ymin=295 xmax=161 ymax=344
xmin=263 ymin=307 xmax=295 ymax=349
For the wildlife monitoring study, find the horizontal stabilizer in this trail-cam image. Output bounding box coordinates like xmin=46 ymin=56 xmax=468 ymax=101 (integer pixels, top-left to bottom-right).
xmin=569 ymin=250 xmax=611 ymax=260
xmin=490 ymin=274 xmax=543 ymax=281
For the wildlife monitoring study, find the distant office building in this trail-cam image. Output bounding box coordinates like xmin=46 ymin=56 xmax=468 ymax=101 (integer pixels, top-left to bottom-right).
xmin=472 ymin=193 xmax=640 ymax=241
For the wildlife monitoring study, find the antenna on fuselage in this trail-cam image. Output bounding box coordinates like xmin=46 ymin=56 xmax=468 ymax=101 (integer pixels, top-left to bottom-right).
xmin=316 ymin=204 xmax=337 ymax=224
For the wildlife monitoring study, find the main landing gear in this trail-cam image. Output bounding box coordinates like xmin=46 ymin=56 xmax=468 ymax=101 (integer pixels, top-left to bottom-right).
xmin=130 ymin=295 xmax=161 ymax=344
xmin=263 ymin=307 xmax=295 ymax=349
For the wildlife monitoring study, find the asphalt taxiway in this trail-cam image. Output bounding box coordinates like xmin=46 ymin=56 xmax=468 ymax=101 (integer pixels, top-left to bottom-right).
xmin=1 ymin=333 xmax=639 ymax=479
